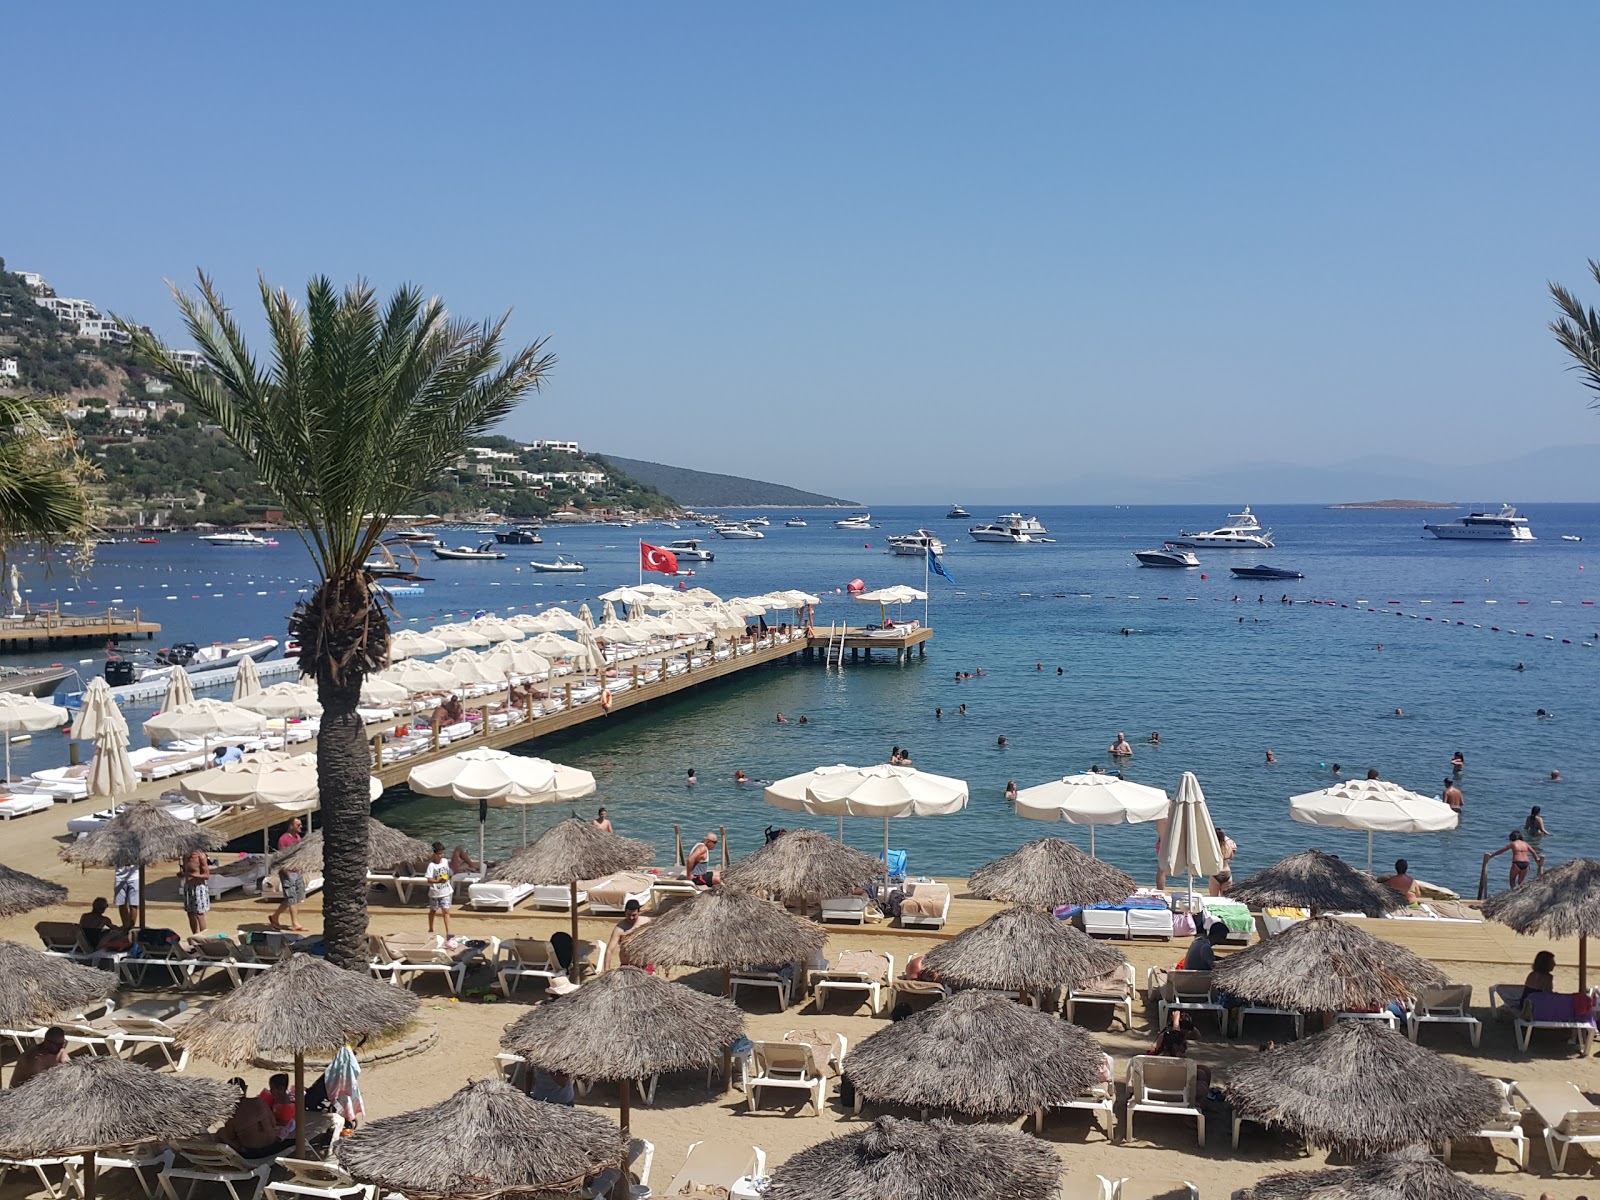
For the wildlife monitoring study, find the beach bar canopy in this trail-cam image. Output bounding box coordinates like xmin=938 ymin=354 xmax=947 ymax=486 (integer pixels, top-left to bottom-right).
xmin=1289 ymin=778 xmax=1457 ymax=872
xmin=969 ymin=837 xmax=1136 ymax=909
xmin=1241 ymin=1145 xmax=1520 ymax=1200
xmin=1014 ymin=773 xmax=1167 ymax=858
xmin=1230 ymin=848 xmax=1402 ymax=917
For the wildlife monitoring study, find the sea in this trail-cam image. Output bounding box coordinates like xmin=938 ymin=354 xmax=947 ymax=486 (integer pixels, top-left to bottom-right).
xmin=7 ymin=503 xmax=1597 ymax=897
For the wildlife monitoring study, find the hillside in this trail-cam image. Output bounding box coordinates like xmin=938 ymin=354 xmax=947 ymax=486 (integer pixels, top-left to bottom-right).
xmin=599 ymin=454 xmax=856 ymax=508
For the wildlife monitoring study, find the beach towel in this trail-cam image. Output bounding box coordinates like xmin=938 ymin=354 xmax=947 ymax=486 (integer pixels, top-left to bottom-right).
xmin=834 ymin=950 xmax=891 ymax=983
xmin=324 ymin=1045 xmax=364 ymax=1124
xmin=584 ymin=873 xmax=654 ymax=907
xmin=899 ymin=883 xmax=949 ymax=917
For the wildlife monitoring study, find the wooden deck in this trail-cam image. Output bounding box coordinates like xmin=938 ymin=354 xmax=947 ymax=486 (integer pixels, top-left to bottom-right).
xmin=0 ymin=607 xmax=160 ymax=648
xmin=804 ymin=623 xmax=934 ymax=662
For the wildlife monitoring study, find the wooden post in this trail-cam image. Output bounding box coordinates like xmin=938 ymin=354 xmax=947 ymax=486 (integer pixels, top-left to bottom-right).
xmin=631 ymin=663 xmax=639 ymax=688
xmin=1476 ymin=854 xmax=1491 ymax=901
xmin=565 ymin=681 xmax=574 ymax=709
xmin=294 ymin=1050 xmax=307 ymax=1159
xmin=69 ymin=742 xmax=79 ymax=766
xmin=719 ymin=825 xmax=728 ymax=868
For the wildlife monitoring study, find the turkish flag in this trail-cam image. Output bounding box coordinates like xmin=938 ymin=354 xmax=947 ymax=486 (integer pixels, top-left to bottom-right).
xmin=640 ymin=542 xmax=679 ymax=575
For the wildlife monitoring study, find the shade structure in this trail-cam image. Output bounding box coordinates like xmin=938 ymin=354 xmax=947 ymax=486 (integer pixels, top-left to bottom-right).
xmin=519 ymin=631 xmax=594 ymax=664
xmin=408 ymin=748 xmax=597 ymax=866
xmin=721 ymin=829 xmax=882 ymax=905
xmin=69 ymin=679 xmax=126 ymax=743
xmin=487 ymin=818 xmax=652 ymax=947
xmin=161 ymin=668 xmax=195 ymax=712
xmin=274 ymin=817 xmax=433 ymax=877
xmin=432 ymin=649 xmax=500 ymax=686
xmin=1226 ymin=1021 xmax=1501 ymax=1156
xmin=1230 ymin=849 xmax=1402 ymax=917
xmin=143 ymin=698 xmax=268 ymax=743
xmin=844 ymin=989 xmax=1105 ymax=1119
xmin=62 ymin=803 xmax=223 ymax=929
xmin=359 ymin=675 xmax=410 ymax=706
xmin=594 ymin=620 xmax=652 ymax=644
xmin=764 ymin=764 xmax=858 ymax=839
xmin=1483 ymin=857 xmax=1600 ymax=990
xmin=804 ymin=763 xmax=969 ymax=870
xmin=429 ymin=622 xmax=491 ymax=649
xmin=921 ymin=907 xmax=1125 ymax=999
xmin=0 ymin=692 xmax=68 ymax=781
xmin=578 ymin=603 xmax=595 ymax=627
xmin=1213 ymin=914 xmax=1446 ymax=1012
xmin=1241 ymin=1145 xmax=1521 ymax=1200
xmin=1290 ymin=779 xmax=1458 ymax=872
xmin=388 ymin=628 xmax=448 ymax=660
xmin=1162 ymin=770 xmax=1224 ymax=899
xmin=0 ymin=939 xmax=115 ymax=1028
xmin=374 ymin=658 xmax=459 ymax=694
xmin=233 ymin=682 xmax=321 ymax=719
xmin=181 ymin=751 xmax=382 ymax=813
xmin=85 ymin=725 xmax=138 ymax=807
xmin=518 ymin=607 xmax=588 ymax=633
xmin=0 ymin=864 xmax=68 ymax=917
xmin=1013 ymin=773 xmax=1167 ymax=857
xmin=480 ymin=641 xmax=551 ymax=678
xmin=0 ymin=1056 xmax=235 ymax=1200
xmin=764 ymin=1116 xmax=1062 ymax=1200
xmin=230 ymin=654 xmax=262 ymax=700
xmin=340 ymin=1078 xmax=623 ymax=1200
xmin=968 ymin=837 xmax=1137 ymax=909
xmin=181 ymin=953 xmax=418 ymax=1157
xmin=625 ymin=890 xmax=826 ymax=987
xmin=469 ymin=617 xmax=525 ymax=642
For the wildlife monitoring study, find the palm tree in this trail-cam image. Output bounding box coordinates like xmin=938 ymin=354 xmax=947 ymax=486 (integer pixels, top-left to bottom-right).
xmin=1550 ymin=259 xmax=1600 ymax=404
xmin=129 ymin=274 xmax=553 ymax=968
xmin=0 ymin=393 xmax=94 ymax=566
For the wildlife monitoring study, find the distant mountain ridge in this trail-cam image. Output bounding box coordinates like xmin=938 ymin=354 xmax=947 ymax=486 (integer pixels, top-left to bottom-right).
xmin=598 ymin=455 xmax=857 ymax=508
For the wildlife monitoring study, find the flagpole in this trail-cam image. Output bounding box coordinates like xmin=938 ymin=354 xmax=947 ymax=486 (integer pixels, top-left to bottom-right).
xmin=638 ymin=539 xmax=642 ymax=587
xmin=923 ymin=545 xmax=930 ymax=628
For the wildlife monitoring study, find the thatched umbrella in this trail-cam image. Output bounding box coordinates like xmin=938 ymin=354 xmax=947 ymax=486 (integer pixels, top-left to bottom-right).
xmin=1482 ymin=857 xmax=1600 ymax=989
xmin=1226 ymin=1021 xmax=1501 ymax=1157
xmin=180 ymin=953 xmax=419 ymax=1158
xmin=624 ymin=889 xmax=826 ymax=993
xmin=0 ymin=1056 xmax=235 ymax=1200
xmin=1213 ymin=915 xmax=1446 ymax=1012
xmin=61 ymin=802 xmax=223 ymax=929
xmin=844 ymin=990 xmax=1103 ymax=1119
xmin=1230 ymin=849 xmax=1401 ymax=917
xmin=1241 ymin=1145 xmax=1520 ymax=1200
xmin=340 ymin=1078 xmax=623 ymax=1200
xmin=922 ymin=907 xmax=1125 ymax=1001
xmin=502 ymin=966 xmax=743 ymax=1198
xmin=487 ymin=818 xmax=653 ymax=948
xmin=968 ymin=837 xmax=1136 ymax=909
xmin=0 ymin=939 xmax=116 ymax=1029
xmin=0 ymin=863 xmax=68 ymax=917
xmin=764 ymin=1115 xmax=1062 ymax=1200
xmin=721 ymin=829 xmax=882 ymax=905
xmin=273 ymin=816 xmax=433 ymax=877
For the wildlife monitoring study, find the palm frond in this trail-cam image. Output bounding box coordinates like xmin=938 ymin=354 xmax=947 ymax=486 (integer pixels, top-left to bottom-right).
xmin=0 ymin=394 xmax=95 ymax=559
xmin=1549 ymin=259 xmax=1600 ymax=408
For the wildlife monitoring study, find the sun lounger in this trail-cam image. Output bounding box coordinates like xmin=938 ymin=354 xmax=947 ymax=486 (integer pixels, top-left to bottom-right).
xmin=495 ymin=938 xmax=560 ymax=995
xmin=96 ymin=1011 xmax=194 ymax=1071
xmin=1335 ymin=1007 xmax=1401 ymax=1032
xmin=1126 ymin=1055 xmax=1204 ymax=1146
xmin=664 ymin=1141 xmax=765 ymax=1196
xmin=466 ymin=880 xmax=536 ymax=911
xmin=1036 ymin=1052 xmax=1116 ymax=1140
xmin=186 ymin=936 xmax=275 ymax=989
xmin=159 ymin=1138 xmax=272 ymax=1200
xmin=1082 ymin=904 xmax=1131 ymax=939
xmin=527 ymin=883 xmax=588 ymax=911
xmin=371 ymin=934 xmax=468 ymax=995
xmin=117 ymin=941 xmax=200 ymax=991
xmin=208 ymin=856 xmax=269 ymax=900
xmin=898 ymin=880 xmax=950 ymax=929
xmin=1407 ymin=983 xmax=1482 ymax=1048
xmin=818 ymin=895 xmax=869 ymax=924
xmin=810 ymin=951 xmax=893 ymax=1015
xmin=649 ymin=875 xmax=701 ymax=902
xmin=1158 ymin=970 xmax=1228 ymax=1034
xmin=25 ymin=766 xmax=91 ymax=801
xmin=0 ymin=1155 xmax=79 ymax=1200
xmin=265 ymin=1158 xmax=375 ymax=1200
xmin=746 ymin=1040 xmax=828 ymax=1116
xmin=1114 ymin=1180 xmax=1199 ymax=1200
xmin=891 ymin=976 xmax=951 ymax=1008
xmin=0 ymin=792 xmax=53 ymax=820
xmin=1444 ymin=1079 xmax=1527 ymax=1169
xmin=1068 ymin=962 xmax=1136 ymax=1029
xmin=585 ymin=872 xmax=655 ymax=915
xmin=1235 ymin=1001 xmax=1305 ymax=1041
xmin=1513 ymin=1080 xmax=1600 ymax=1171
xmin=1514 ymin=991 xmax=1598 ymax=1054
xmin=1126 ymin=894 xmax=1176 ymax=940
xmin=35 ymin=920 xmax=98 ymax=964
xmin=577 ymin=1138 xmax=653 ymax=1200
xmin=388 ymin=870 xmax=434 ymax=905
xmin=72 ymin=1142 xmax=169 ymax=1200
xmin=731 ymin=964 xmax=796 ymax=1010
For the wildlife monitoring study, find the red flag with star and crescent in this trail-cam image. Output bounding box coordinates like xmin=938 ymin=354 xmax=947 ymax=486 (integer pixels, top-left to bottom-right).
xmin=640 ymin=542 xmax=679 ymax=575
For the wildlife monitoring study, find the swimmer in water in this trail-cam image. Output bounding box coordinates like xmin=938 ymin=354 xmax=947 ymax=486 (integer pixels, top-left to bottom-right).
xmin=1110 ymin=732 xmax=1133 ymax=757
xmin=1550 ymin=770 xmax=1561 ymax=782
xmin=1451 ymin=751 xmax=1464 ymax=772
xmin=997 ymin=735 xmax=1007 ymax=749
xmin=1004 ymin=780 xmax=1017 ymax=801
xmin=1516 ymin=662 xmax=1525 ymax=671
xmin=1394 ymin=708 xmax=1404 ymax=717
xmin=1265 ymin=749 xmax=1277 ymax=764
xmin=1536 ymin=709 xmax=1549 ymax=719
xmin=776 ymin=713 xmax=788 ymax=724
xmin=686 ymin=768 xmax=697 ymax=786
xmin=1149 ymin=731 xmax=1160 ymax=745
xmin=734 ymin=770 xmax=749 ymax=784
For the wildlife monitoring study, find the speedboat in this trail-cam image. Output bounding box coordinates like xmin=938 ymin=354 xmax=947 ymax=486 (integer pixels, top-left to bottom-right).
xmin=0 ymin=664 xmax=77 ymax=697
xmin=888 ymin=529 xmax=946 ymax=556
xmin=198 ymin=529 xmax=278 ymax=547
xmin=1230 ymin=564 xmax=1304 ymax=580
xmin=945 ymin=504 xmax=971 ymax=520
xmin=715 ymin=524 xmax=765 ymax=540
xmin=493 ymin=525 xmax=544 ymax=545
xmin=390 ymin=529 xmax=443 ymax=547
xmin=431 ymin=542 xmax=507 ymax=561
xmin=1562 ymin=534 xmax=1582 ymax=542
xmin=784 ymin=517 xmax=807 ymax=528
xmin=834 ymin=513 xmax=873 ymax=530
xmin=667 ymin=539 xmax=715 ymax=561
xmin=1135 ymin=547 xmax=1200 ymax=568
xmin=529 ymin=555 xmax=588 ymax=573
xmin=135 ymin=537 xmax=160 ymax=545
xmin=744 ymin=516 xmax=770 ymax=527
xmin=602 ymin=520 xmax=633 ymax=528
xmin=1423 ymin=504 xmax=1536 ymax=542
xmin=969 ymin=514 xmax=1053 ymax=544
xmin=1172 ymin=507 xmax=1274 ymax=549
xmin=105 ymin=637 xmax=279 ymax=685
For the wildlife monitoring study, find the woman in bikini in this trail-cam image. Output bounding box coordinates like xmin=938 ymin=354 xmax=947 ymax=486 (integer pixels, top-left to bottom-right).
xmin=1487 ymin=830 xmax=1544 ymax=888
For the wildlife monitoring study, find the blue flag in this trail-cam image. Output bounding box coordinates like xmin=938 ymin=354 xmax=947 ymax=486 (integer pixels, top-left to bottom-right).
xmin=928 ymin=547 xmax=955 ymax=583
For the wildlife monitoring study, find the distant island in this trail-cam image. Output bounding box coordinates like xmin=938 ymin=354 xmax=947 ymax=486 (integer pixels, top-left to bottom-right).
xmin=1329 ymin=499 xmax=1458 ymax=510
xmin=600 ymin=454 xmax=857 ymax=508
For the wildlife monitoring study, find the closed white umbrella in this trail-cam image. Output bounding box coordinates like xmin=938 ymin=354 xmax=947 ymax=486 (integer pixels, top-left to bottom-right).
xmin=162 ymin=667 xmax=196 ymax=711
xmin=0 ymin=692 xmax=68 ymax=782
xmin=1162 ymin=771 xmax=1224 ymax=902
xmin=804 ymin=763 xmax=969 ymax=873
xmin=231 ymin=655 xmax=262 ymax=701
xmin=435 ymin=650 xmax=503 ymax=687
xmin=144 ymin=698 xmax=270 ymax=744
xmin=430 ymin=623 xmax=491 ymax=649
xmin=1290 ymin=778 xmax=1458 ymax=872
xmin=234 ymin=683 xmax=322 ymax=719
xmin=86 ymin=727 xmax=138 ymax=803
xmin=6 ymin=565 xmax=19 ymax=616
xmin=71 ymin=679 xmax=127 ymax=743
xmin=408 ymin=747 xmax=597 ymax=862
xmin=480 ymin=642 xmax=551 ymax=678
xmin=375 ymin=659 xmax=459 ymax=695
xmin=1015 ymin=773 xmax=1169 ymax=858
xmin=388 ymin=629 xmax=448 ymax=661
xmin=578 ymin=604 xmax=595 ymax=629
xmin=600 ymin=599 xmax=618 ymax=625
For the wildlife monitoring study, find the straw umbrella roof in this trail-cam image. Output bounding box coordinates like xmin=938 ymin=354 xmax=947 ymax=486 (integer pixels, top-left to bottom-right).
xmin=0 ymin=863 xmax=68 ymax=917
xmin=501 ymin=966 xmax=742 ymax=1081
xmin=273 ymin=817 xmax=433 ymax=875
xmin=0 ymin=939 xmax=116 ymax=1029
xmin=0 ymin=1056 xmax=236 ymax=1156
xmin=1230 ymin=849 xmax=1402 ymax=917
xmin=181 ymin=953 xmax=419 ymax=1064
xmin=1241 ymin=1146 xmax=1520 ymax=1200
xmin=340 ymin=1078 xmax=623 ymax=1200
xmin=764 ymin=1116 xmax=1062 ymax=1200
xmin=922 ymin=907 xmax=1125 ymax=994
xmin=721 ymin=829 xmax=882 ymax=904
xmin=625 ymin=890 xmax=826 ymax=970
xmin=1213 ymin=915 xmax=1446 ymax=1011
xmin=968 ymin=837 xmax=1136 ymax=908
xmin=844 ymin=990 xmax=1104 ymax=1118
xmin=488 ymin=818 xmax=653 ymax=886
xmin=60 ymin=802 xmax=223 ymax=869
xmin=1226 ymin=1021 xmax=1502 ymax=1156
xmin=1482 ymin=857 xmax=1600 ymax=938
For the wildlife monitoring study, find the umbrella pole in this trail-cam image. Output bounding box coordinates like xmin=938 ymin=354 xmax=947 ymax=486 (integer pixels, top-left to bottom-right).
xmin=4 ymin=734 xmax=10 ymax=783
xmin=1089 ymin=825 xmax=1096 ymax=859
xmin=1367 ymin=830 xmax=1374 ymax=874
xmin=138 ymin=864 xmax=147 ymax=931
xmin=1581 ymin=933 xmax=1589 ymax=993
xmin=610 ymin=1081 xmax=632 ymax=1200
xmin=479 ymin=817 xmax=486 ymax=875
xmin=522 ymin=806 xmax=528 ymax=847
xmin=81 ymin=1150 xmax=95 ymax=1200
xmin=570 ymin=881 xmax=580 ymax=967
xmin=294 ymin=1050 xmax=306 ymax=1160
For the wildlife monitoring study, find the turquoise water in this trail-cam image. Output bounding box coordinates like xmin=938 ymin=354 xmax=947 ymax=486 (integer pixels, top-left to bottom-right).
xmin=11 ymin=503 xmax=1598 ymax=894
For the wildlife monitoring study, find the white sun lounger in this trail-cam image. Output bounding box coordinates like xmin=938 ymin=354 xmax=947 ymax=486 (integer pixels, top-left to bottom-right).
xmin=1514 ymin=1080 xmax=1600 ymax=1172
xmin=1444 ymin=1078 xmax=1527 ymax=1169
xmin=0 ymin=793 xmax=53 ymax=820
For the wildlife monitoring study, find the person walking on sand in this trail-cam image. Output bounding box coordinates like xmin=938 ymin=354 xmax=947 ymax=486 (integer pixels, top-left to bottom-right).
xmin=1487 ymin=830 xmax=1543 ymax=889
xmin=425 ymin=842 xmax=453 ymax=936
xmin=179 ymin=848 xmax=211 ymax=935
xmin=269 ymin=817 xmax=308 ymax=932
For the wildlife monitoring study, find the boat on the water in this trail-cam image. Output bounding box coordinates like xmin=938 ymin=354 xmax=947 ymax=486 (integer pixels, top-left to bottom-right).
xmin=888 ymin=529 xmax=947 ymax=556
xmin=198 ymin=529 xmax=278 ymax=547
xmin=1172 ymin=507 xmax=1274 ymax=549
xmin=783 ymin=517 xmax=807 ymax=528
xmin=834 ymin=513 xmax=873 ymax=530
xmin=529 ymin=555 xmax=588 ymax=573
xmin=135 ymin=537 xmax=160 ymax=545
xmin=667 ymin=539 xmax=715 ymax=561
xmin=391 ymin=529 xmax=443 ymax=547
xmin=1135 ymin=547 xmax=1200 ymax=568
xmin=1423 ymin=504 xmax=1536 ymax=542
xmin=946 ymin=504 xmax=971 ymax=520
xmin=105 ymin=637 xmax=279 ymax=685
xmin=1230 ymin=564 xmax=1304 ymax=580
xmin=1562 ymin=534 xmax=1582 ymax=542
xmin=969 ymin=513 xmax=1053 ymax=544
xmin=493 ymin=525 xmax=544 ymax=545
xmin=431 ymin=542 xmax=507 ymax=561
xmin=0 ymin=664 xmax=77 ymax=698
xmin=715 ymin=523 xmax=765 ymax=540
xmin=744 ymin=516 xmax=770 ymax=527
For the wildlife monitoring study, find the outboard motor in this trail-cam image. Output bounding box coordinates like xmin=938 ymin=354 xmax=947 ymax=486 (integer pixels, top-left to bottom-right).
xmin=104 ymin=658 xmax=135 ymax=686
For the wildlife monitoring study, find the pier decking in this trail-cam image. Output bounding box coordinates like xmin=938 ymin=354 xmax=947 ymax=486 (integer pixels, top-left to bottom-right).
xmin=0 ymin=607 xmax=161 ymax=649
xmin=804 ymin=623 xmax=933 ymax=663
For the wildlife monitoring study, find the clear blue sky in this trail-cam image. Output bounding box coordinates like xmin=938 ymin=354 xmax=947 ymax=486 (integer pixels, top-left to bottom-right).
xmin=8 ymin=4 xmax=1598 ymax=500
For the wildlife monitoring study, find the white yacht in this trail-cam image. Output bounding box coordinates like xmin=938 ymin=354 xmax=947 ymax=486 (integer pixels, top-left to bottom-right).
xmin=945 ymin=504 xmax=971 ymax=520
xmin=715 ymin=523 xmax=765 ymax=540
xmin=968 ymin=513 xmax=1053 ymax=544
xmin=887 ymin=529 xmax=946 ymax=556
xmin=1424 ymin=504 xmax=1536 ymax=542
xmin=744 ymin=516 xmax=770 ymax=527
xmin=104 ymin=637 xmax=280 ymax=685
xmin=198 ymin=529 xmax=278 ymax=547
xmin=783 ymin=517 xmax=808 ymax=528
xmin=1135 ymin=546 xmax=1200 ymax=568
xmin=667 ymin=539 xmax=716 ymax=561
xmin=834 ymin=513 xmax=873 ymax=530
xmin=1172 ymin=507 xmax=1274 ymax=549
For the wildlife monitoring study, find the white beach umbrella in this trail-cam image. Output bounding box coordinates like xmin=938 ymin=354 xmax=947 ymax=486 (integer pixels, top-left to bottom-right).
xmin=162 ymin=667 xmax=196 ymax=711
xmin=481 ymin=642 xmax=551 ymax=679
xmin=778 ymin=590 xmax=821 ymax=608
xmin=360 ymin=675 xmax=410 ymax=706
xmin=470 ymin=617 xmax=525 ymax=643
xmin=0 ymin=692 xmax=68 ymax=782
xmin=71 ymin=678 xmax=127 ymax=742
xmin=600 ymin=599 xmax=618 ymax=625
xmin=578 ymin=604 xmax=595 ymax=629
xmin=764 ymin=764 xmax=860 ymax=839
xmin=701 ymin=605 xmax=748 ymax=632
xmin=388 ymin=629 xmax=448 ymax=661
xmin=1015 ymin=773 xmax=1169 ymax=858
xmin=436 ymin=649 xmax=504 ymax=687
xmin=804 ymin=763 xmax=969 ymax=871
xmin=1162 ymin=771 xmax=1224 ymax=902
xmin=375 ymin=659 xmax=459 ymax=695
xmin=234 ymin=682 xmax=322 ymax=719
xmin=430 ymin=623 xmax=491 ymax=649
xmin=855 ymin=585 xmax=927 ymax=604
xmin=594 ymin=620 xmax=653 ymax=644
xmin=144 ymin=698 xmax=270 ymax=744
xmin=598 ymin=586 xmax=645 ymax=604
xmin=516 ymin=608 xmax=588 ymax=634
xmin=181 ymin=750 xmax=381 ymax=813
xmin=520 ymin=632 xmax=590 ymax=663
xmin=724 ymin=598 xmax=766 ymax=620
xmin=231 ymin=654 xmax=262 ymax=701
xmin=408 ymin=747 xmax=597 ymax=862
xmin=677 ymin=587 xmax=722 ymax=604
xmin=1290 ymin=778 xmax=1458 ymax=872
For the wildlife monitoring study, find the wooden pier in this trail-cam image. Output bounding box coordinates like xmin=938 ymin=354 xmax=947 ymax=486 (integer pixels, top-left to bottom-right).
xmin=0 ymin=606 xmax=160 ymax=649
xmin=804 ymin=623 xmax=933 ymax=665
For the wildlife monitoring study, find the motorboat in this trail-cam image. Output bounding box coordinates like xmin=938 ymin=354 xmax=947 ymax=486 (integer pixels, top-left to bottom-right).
xmin=1172 ymin=507 xmax=1274 ymax=549
xmin=784 ymin=517 xmax=808 ymax=528
xmin=390 ymin=529 xmax=443 ymax=547
xmin=1135 ymin=547 xmax=1200 ymax=568
xmin=1562 ymin=534 xmax=1582 ymax=542
xmin=135 ymin=537 xmax=160 ymax=545
xmin=105 ymin=637 xmax=280 ymax=685
xmin=431 ymin=542 xmax=507 ymax=561
xmin=1423 ymin=504 xmax=1536 ymax=542
xmin=602 ymin=520 xmax=634 ymax=528
xmin=834 ymin=513 xmax=873 ymax=530
xmin=968 ymin=513 xmax=1053 ymax=544
xmin=667 ymin=539 xmax=715 ymax=561
xmin=715 ymin=523 xmax=765 ymax=540
xmin=1230 ymin=564 xmax=1304 ymax=580
xmin=658 ymin=520 xmax=682 ymax=530
xmin=945 ymin=504 xmax=971 ymax=520
xmin=493 ymin=525 xmax=544 ymax=545
xmin=0 ymin=664 xmax=76 ymax=697
xmin=888 ymin=529 xmax=947 ymax=556
xmin=744 ymin=516 xmax=770 ymax=527
xmin=529 ymin=555 xmax=588 ymax=573
xmin=198 ymin=529 xmax=278 ymax=547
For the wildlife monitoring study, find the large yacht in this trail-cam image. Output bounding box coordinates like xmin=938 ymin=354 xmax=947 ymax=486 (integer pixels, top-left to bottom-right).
xmin=1423 ymin=504 xmax=1536 ymax=542
xmin=945 ymin=504 xmax=971 ymax=520
xmin=969 ymin=513 xmax=1053 ymax=544
xmin=666 ymin=539 xmax=715 ymax=561
xmin=715 ymin=523 xmax=765 ymax=540
xmin=1172 ymin=507 xmax=1274 ymax=550
xmin=198 ymin=529 xmax=278 ymax=547
xmin=1135 ymin=546 xmax=1200 ymax=568
xmin=834 ymin=513 xmax=873 ymax=530
xmin=887 ymin=529 xmax=946 ymax=556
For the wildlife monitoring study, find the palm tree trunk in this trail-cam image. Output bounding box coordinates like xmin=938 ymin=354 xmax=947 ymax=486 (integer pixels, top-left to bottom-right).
xmin=316 ymin=669 xmax=373 ymax=970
